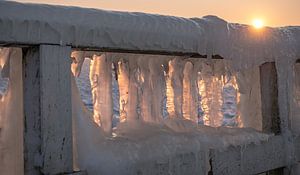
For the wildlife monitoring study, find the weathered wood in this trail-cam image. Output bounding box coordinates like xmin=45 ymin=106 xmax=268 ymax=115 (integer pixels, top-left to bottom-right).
xmin=23 ymin=47 xmax=42 ymax=175
xmin=23 ymin=45 xmax=72 ymax=175
xmin=40 ymin=45 xmax=73 ymax=174
xmin=260 ymin=62 xmax=281 ymax=134
xmin=210 ymin=136 xmax=286 ymax=175
xmin=259 ymin=62 xmax=284 ymax=175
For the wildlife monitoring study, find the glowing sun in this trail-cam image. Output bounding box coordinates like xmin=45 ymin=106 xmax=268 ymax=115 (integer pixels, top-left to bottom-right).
xmin=252 ymin=19 xmax=264 ymax=29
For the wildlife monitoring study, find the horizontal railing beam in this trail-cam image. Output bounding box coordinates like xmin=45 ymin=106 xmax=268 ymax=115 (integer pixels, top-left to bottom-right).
xmin=0 ymin=43 xmax=225 ymax=59
xmin=210 ymin=136 xmax=286 ymax=175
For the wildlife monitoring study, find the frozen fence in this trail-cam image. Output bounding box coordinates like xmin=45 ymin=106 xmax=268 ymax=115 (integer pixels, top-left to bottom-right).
xmin=0 ymin=1 xmax=300 ymax=175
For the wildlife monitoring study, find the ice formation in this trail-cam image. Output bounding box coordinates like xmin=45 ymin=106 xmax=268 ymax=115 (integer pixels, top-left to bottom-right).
xmin=182 ymin=61 xmax=198 ymax=122
xmin=69 ymin=52 xmax=274 ymax=174
xmin=137 ymin=56 xmax=167 ymax=123
xmin=111 ymin=54 xmax=171 ymax=123
xmin=166 ymin=58 xmax=184 ymax=118
xmin=237 ymin=67 xmax=262 ymax=130
xmin=0 ymin=48 xmax=23 ymax=175
xmin=71 ymin=58 xmax=272 ymax=174
xmin=222 ymin=75 xmax=239 ymax=126
xmin=116 ymin=58 xmax=129 ymax=122
xmin=90 ymin=54 xmax=113 ymax=134
xmin=198 ymin=60 xmax=225 ymax=127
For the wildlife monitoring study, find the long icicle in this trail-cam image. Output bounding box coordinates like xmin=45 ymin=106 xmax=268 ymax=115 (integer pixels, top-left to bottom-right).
xmin=182 ymin=60 xmax=200 ymax=123
xmin=198 ymin=60 xmax=224 ymax=127
xmin=182 ymin=61 xmax=193 ymax=120
xmin=149 ymin=58 xmax=166 ymax=122
xmin=138 ymin=56 xmax=167 ymax=122
xmin=127 ymin=58 xmax=139 ymax=120
xmin=90 ymin=54 xmax=113 ymax=134
xmin=166 ymin=58 xmax=184 ymax=118
xmin=117 ymin=58 xmax=130 ymax=122
xmin=137 ymin=56 xmax=151 ymax=122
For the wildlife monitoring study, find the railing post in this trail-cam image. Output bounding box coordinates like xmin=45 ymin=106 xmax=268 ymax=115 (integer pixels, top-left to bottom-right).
xmin=259 ymin=62 xmax=285 ymax=174
xmin=259 ymin=62 xmax=281 ymax=134
xmin=23 ymin=45 xmax=73 ymax=175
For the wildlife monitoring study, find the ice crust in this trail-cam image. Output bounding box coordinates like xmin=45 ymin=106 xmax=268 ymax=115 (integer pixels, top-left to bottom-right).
xmin=0 ymin=1 xmax=205 ymax=54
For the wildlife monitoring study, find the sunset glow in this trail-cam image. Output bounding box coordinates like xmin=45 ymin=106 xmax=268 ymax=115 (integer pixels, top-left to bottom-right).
xmin=252 ymin=19 xmax=264 ymax=29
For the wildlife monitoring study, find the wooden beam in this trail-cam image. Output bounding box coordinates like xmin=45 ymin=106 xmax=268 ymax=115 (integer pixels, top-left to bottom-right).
xmin=259 ymin=62 xmax=281 ymax=134
xmin=23 ymin=47 xmax=42 ymax=175
xmin=1 ymin=43 xmax=218 ymax=59
xmin=23 ymin=45 xmax=72 ymax=175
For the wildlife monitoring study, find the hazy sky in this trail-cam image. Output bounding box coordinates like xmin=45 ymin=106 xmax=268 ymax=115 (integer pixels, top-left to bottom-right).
xmin=14 ymin=0 xmax=300 ymax=27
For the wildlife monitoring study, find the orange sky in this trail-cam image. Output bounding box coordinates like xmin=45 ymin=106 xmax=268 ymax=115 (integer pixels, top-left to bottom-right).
xmin=15 ymin=0 xmax=300 ymax=27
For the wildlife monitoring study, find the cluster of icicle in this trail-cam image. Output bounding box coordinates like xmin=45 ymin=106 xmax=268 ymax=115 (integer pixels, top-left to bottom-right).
xmin=71 ymin=51 xmax=241 ymax=135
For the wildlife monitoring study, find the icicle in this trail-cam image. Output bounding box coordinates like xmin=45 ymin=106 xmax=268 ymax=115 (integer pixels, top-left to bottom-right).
xmin=71 ymin=51 xmax=86 ymax=77
xmin=166 ymin=58 xmax=184 ymax=118
xmin=198 ymin=60 xmax=224 ymax=127
xmin=137 ymin=57 xmax=151 ymax=122
xmin=111 ymin=62 xmax=120 ymax=127
xmin=165 ymin=61 xmax=175 ymax=117
xmin=117 ymin=59 xmax=129 ymax=122
xmin=137 ymin=56 xmax=166 ymax=123
xmin=192 ymin=60 xmax=203 ymax=124
xmin=117 ymin=57 xmax=139 ymax=122
xmin=0 ymin=48 xmax=23 ymax=175
xmin=127 ymin=58 xmax=139 ymax=120
xmin=210 ymin=61 xmax=224 ymax=127
xmin=0 ymin=48 xmax=10 ymax=98
xmin=149 ymin=58 xmax=166 ymax=122
xmin=236 ymin=67 xmax=262 ymax=130
xmin=198 ymin=62 xmax=212 ymax=126
xmin=90 ymin=54 xmax=113 ymax=134
xmin=0 ymin=47 xmax=11 ymax=126
xmin=182 ymin=61 xmax=199 ymax=122
xmin=222 ymin=74 xmax=238 ymax=126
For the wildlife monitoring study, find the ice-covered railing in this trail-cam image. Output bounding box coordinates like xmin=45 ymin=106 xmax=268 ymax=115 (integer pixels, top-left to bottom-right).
xmin=0 ymin=1 xmax=299 ymax=60
xmin=0 ymin=1 xmax=300 ymax=175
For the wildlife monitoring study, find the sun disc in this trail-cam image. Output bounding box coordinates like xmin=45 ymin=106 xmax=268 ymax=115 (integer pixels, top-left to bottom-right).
xmin=252 ymin=19 xmax=264 ymax=29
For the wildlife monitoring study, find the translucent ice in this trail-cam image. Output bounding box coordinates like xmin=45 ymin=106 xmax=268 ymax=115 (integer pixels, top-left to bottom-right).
xmin=0 ymin=48 xmax=23 ymax=175
xmin=90 ymin=54 xmax=113 ymax=134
